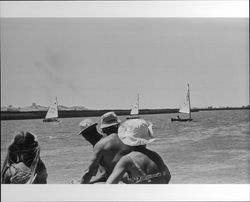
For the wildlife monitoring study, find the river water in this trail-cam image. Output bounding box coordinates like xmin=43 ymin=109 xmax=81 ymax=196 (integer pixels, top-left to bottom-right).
xmin=1 ymin=109 xmax=249 ymax=183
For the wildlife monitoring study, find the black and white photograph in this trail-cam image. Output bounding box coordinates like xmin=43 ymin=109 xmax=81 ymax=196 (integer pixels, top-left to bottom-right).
xmin=1 ymin=0 xmax=249 ymax=201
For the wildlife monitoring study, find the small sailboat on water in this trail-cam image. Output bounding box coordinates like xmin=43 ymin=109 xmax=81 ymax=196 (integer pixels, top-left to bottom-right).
xmin=171 ymin=84 xmax=193 ymax=122
xmin=127 ymin=93 xmax=140 ymax=119
xmin=43 ymin=98 xmax=59 ymax=122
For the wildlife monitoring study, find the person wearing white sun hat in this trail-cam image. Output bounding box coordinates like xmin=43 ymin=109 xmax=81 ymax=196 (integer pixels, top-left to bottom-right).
xmin=106 ymin=119 xmax=171 ymax=184
xmin=118 ymin=118 xmax=155 ymax=146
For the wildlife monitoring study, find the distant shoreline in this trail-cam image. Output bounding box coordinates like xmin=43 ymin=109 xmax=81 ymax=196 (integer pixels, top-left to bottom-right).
xmin=1 ymin=107 xmax=249 ymax=120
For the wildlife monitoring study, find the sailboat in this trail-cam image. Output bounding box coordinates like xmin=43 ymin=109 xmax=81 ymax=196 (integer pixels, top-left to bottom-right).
xmin=43 ymin=98 xmax=59 ymax=122
xmin=171 ymin=84 xmax=193 ymax=122
xmin=127 ymin=93 xmax=140 ymax=119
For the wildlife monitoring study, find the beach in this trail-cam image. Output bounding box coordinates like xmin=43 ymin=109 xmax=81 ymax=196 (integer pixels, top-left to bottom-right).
xmin=1 ymin=109 xmax=249 ymax=184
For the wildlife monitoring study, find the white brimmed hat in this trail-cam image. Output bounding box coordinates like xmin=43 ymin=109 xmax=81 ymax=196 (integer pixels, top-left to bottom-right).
xmin=118 ymin=119 xmax=155 ymax=146
xmin=100 ymin=112 xmax=121 ymax=129
xmin=76 ymin=119 xmax=97 ymax=136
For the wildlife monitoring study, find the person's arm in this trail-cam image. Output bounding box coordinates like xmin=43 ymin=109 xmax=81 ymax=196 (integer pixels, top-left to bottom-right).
xmin=89 ymin=164 xmax=107 ymax=184
xmin=106 ymin=156 xmax=129 ymax=184
xmin=80 ymin=143 xmax=103 ymax=184
xmin=1 ymin=153 xmax=11 ymax=184
xmin=1 ymin=168 xmax=11 ymax=184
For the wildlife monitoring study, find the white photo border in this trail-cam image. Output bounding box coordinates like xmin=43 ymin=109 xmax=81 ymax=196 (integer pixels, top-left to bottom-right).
xmin=0 ymin=0 xmax=249 ymax=18
xmin=1 ymin=1 xmax=249 ymax=202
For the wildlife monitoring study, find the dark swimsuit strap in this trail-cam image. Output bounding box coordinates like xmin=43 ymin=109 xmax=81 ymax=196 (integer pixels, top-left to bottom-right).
xmin=133 ymin=146 xmax=166 ymax=170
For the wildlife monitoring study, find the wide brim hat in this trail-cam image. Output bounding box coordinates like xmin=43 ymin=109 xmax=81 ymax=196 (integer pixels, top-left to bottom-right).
xmin=118 ymin=119 xmax=155 ymax=146
xmin=100 ymin=111 xmax=121 ymax=129
xmin=76 ymin=119 xmax=98 ymax=136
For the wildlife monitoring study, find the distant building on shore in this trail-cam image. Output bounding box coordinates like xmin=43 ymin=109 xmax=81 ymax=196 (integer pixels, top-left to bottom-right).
xmin=1 ymin=103 xmax=89 ymax=112
xmin=4 ymin=105 xmax=20 ymax=112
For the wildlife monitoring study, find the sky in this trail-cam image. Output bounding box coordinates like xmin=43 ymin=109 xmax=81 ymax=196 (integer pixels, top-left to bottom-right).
xmin=1 ymin=1 xmax=249 ymax=109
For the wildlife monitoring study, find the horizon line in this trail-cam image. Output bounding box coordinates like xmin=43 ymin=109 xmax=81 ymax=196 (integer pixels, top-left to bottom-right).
xmin=1 ymin=104 xmax=249 ymax=110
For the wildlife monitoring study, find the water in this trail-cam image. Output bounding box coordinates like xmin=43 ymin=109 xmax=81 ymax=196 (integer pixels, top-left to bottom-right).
xmin=1 ymin=110 xmax=249 ymax=184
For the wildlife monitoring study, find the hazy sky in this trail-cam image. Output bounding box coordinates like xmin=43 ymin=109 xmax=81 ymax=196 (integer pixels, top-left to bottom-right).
xmin=1 ymin=17 xmax=248 ymax=109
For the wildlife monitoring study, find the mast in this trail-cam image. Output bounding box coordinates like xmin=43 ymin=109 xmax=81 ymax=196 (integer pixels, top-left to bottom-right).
xmin=55 ymin=97 xmax=58 ymax=118
xmin=137 ymin=93 xmax=139 ymax=114
xmin=188 ymin=84 xmax=191 ymax=119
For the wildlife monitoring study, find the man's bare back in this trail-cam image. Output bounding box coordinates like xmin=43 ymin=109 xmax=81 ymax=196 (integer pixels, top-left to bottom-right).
xmin=81 ymin=133 xmax=132 ymax=183
xmin=106 ymin=148 xmax=171 ymax=184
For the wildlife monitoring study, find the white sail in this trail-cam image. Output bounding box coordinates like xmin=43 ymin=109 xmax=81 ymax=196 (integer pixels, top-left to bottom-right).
xmin=45 ymin=98 xmax=58 ymax=119
xmin=130 ymin=94 xmax=139 ymax=115
xmin=179 ymin=85 xmax=191 ymax=114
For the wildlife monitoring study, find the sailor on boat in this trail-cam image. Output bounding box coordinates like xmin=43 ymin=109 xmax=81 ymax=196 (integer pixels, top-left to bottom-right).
xmin=1 ymin=131 xmax=48 ymax=184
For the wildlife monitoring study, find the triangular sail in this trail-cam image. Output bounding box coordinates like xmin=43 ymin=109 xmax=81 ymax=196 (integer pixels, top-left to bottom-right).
xmin=130 ymin=94 xmax=139 ymax=115
xmin=179 ymin=85 xmax=191 ymax=114
xmin=45 ymin=98 xmax=58 ymax=119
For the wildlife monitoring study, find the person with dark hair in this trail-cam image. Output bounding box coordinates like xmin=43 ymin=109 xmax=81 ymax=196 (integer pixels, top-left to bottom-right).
xmin=1 ymin=131 xmax=48 ymax=184
xmin=76 ymin=119 xmax=103 ymax=146
xmin=74 ymin=118 xmax=107 ymax=183
xmin=106 ymin=119 xmax=171 ymax=184
xmin=99 ymin=112 xmax=121 ymax=136
xmin=80 ymin=112 xmax=132 ymax=184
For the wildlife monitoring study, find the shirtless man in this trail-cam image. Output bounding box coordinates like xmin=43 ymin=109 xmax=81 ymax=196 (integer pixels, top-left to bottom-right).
xmin=80 ymin=112 xmax=133 ymax=184
xmin=76 ymin=118 xmax=108 ymax=183
xmin=106 ymin=119 xmax=171 ymax=184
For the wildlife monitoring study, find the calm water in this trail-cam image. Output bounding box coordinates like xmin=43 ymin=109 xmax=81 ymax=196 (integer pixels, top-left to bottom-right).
xmin=1 ymin=110 xmax=249 ymax=184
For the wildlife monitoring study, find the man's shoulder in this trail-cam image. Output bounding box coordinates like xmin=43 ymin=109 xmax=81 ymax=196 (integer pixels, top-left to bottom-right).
xmin=94 ymin=133 xmax=118 ymax=149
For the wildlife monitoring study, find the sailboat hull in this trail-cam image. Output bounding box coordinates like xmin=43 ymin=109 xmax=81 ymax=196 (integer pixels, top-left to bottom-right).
xmin=171 ymin=118 xmax=193 ymax=122
xmin=43 ymin=118 xmax=59 ymax=122
xmin=126 ymin=116 xmax=140 ymax=120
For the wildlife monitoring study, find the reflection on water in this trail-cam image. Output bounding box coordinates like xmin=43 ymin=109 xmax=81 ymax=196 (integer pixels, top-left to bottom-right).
xmin=1 ymin=109 xmax=249 ymax=183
